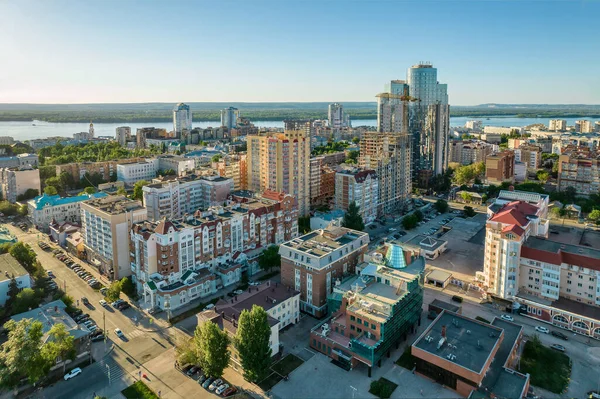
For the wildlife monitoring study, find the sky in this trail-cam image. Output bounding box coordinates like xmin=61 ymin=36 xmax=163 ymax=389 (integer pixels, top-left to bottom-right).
xmin=1 ymin=0 xmax=599 ymax=105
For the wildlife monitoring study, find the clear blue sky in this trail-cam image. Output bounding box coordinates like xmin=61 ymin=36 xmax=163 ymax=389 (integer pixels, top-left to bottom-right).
xmin=1 ymin=0 xmax=599 ymax=105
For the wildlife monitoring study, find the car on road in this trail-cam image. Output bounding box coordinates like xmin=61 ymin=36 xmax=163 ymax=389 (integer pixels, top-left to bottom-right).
xmin=248 ymin=281 xmax=260 ymax=286
xmin=223 ymin=387 xmax=237 ymax=397
xmin=550 ymin=344 xmax=566 ymax=352
xmin=202 ymin=377 xmax=214 ymax=389
xmin=500 ymin=314 xmax=514 ymax=322
xmin=233 ymin=289 xmax=243 ymax=295
xmin=118 ymin=302 xmax=130 ymax=310
xmin=551 ymin=330 xmax=569 ymax=340
xmin=81 ymin=297 xmax=89 ymax=305
xmin=216 ymin=384 xmax=230 ymax=395
xmin=535 ymin=326 xmax=550 ymax=334
xmin=209 ymin=379 xmax=223 ymax=391
xmin=99 ymin=299 xmax=108 ymax=307
xmin=114 ymin=328 xmax=125 ymax=339
xmin=227 ymin=292 xmax=236 ymax=298
xmin=64 ymin=367 xmax=82 ymax=381
xmin=112 ymin=299 xmax=124 ymax=308
xmin=388 ymin=228 xmax=397 ymax=232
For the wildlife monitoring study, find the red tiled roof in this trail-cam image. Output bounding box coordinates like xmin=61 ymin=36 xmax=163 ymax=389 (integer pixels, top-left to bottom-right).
xmin=155 ymin=219 xmax=176 ymax=235
xmin=521 ymin=245 xmax=600 ymax=271
xmin=561 ymin=252 xmax=600 ymax=271
xmin=501 ymin=224 xmax=525 ymax=237
xmin=520 ymin=246 xmax=561 ymax=265
xmin=262 ymin=190 xmax=286 ymax=201
xmin=490 ymin=208 xmax=529 ymax=227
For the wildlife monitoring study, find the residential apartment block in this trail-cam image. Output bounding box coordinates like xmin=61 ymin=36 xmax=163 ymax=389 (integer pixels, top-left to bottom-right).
xmin=0 ymin=167 xmax=40 ymax=203
xmin=173 ymin=103 xmax=192 ymax=137
xmin=28 ymin=192 xmax=107 ymax=232
xmin=549 ymin=119 xmax=567 ymax=132
xmin=213 ymin=153 xmax=247 ymax=191
xmin=55 ymin=159 xmax=141 ymax=183
xmin=558 ymin=147 xmax=600 ymax=195
xmin=449 ymin=140 xmax=493 ymax=165
xmin=310 ymin=243 xmax=424 ymax=376
xmin=485 ymin=151 xmax=515 ymax=184
xmin=197 ymin=281 xmax=300 ymax=371
xmin=334 ymin=168 xmax=378 ymax=224
xmin=359 ymin=132 xmax=411 ymax=215
xmin=246 ymin=121 xmax=311 ymax=216
xmin=115 ymin=126 xmax=132 ymax=146
xmin=0 ymin=153 xmax=38 ymax=169
xmin=136 ymin=127 xmax=169 ymax=148
xmin=280 ymin=227 xmax=370 ymax=318
xmin=575 ymin=120 xmax=593 ymax=133
xmin=514 ymin=144 xmax=542 ymax=171
xmin=116 ymin=156 xmax=195 ymax=186
xmin=81 ymin=195 xmax=147 ymax=280
xmin=131 ymin=192 xmax=298 ymax=310
xmin=0 ymin=254 xmax=31 ymax=306
xmin=143 ymin=174 xmax=234 ymax=221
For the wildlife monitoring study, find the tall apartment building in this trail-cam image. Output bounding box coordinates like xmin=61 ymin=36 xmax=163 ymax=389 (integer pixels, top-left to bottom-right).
xmin=485 ymin=151 xmax=515 ymax=184
xmin=328 ymin=103 xmax=348 ymax=129
xmin=359 ymin=132 xmax=411 ymax=215
xmin=482 ymin=190 xmax=550 ymax=300
xmin=143 ymin=174 xmax=234 ymax=221
xmin=0 ymin=167 xmax=40 ymax=203
xmin=246 ymin=121 xmax=311 ymax=216
xmin=449 ymin=140 xmax=493 ymax=165
xmin=310 ymin=155 xmax=342 ymax=207
xmin=80 ymin=195 xmax=147 ymax=280
xmin=334 ymin=168 xmax=378 ymax=224
xmin=115 ymin=127 xmax=132 ymax=146
xmin=514 ymin=144 xmax=542 ymax=171
xmin=376 ymin=93 xmax=406 ymax=134
xmin=213 ymin=153 xmax=247 ymax=191
xmin=311 ymin=243 xmax=424 ymax=376
xmin=575 ymin=120 xmax=593 ymax=133
xmin=558 ymin=147 xmax=600 ymax=195
xmin=280 ymin=227 xmax=370 ymax=317
xmin=136 ymin=127 xmax=169 ymax=148
xmin=28 ymin=192 xmax=107 ymax=232
xmin=221 ymin=107 xmax=239 ymax=131
xmin=549 ymin=119 xmax=567 ymax=132
xmin=465 ymin=120 xmax=482 ymax=130
xmin=595 ymin=121 xmax=600 ymax=133
xmin=117 ymin=159 xmax=159 ymax=185
xmin=173 ymin=103 xmax=192 ymax=137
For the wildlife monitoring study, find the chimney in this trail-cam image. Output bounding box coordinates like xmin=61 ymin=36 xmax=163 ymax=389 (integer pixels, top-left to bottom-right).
xmin=441 ymin=325 xmax=447 ymax=338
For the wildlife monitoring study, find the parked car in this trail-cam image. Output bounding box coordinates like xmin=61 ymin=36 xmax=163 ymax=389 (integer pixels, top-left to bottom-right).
xmin=451 ymin=295 xmax=463 ymax=303
xmin=202 ymin=377 xmax=214 ymax=389
xmin=63 ymin=367 xmax=82 ymax=381
xmin=187 ymin=366 xmax=200 ymax=376
xmin=118 ymin=302 xmax=130 ymax=310
xmin=209 ymin=379 xmax=223 ymax=391
xmin=500 ymin=315 xmax=514 ymax=322
xmin=112 ymin=299 xmax=124 ymax=308
xmin=233 ymin=289 xmax=243 ymax=295
xmin=91 ymin=334 xmax=105 ymax=342
xmin=88 ymin=325 xmax=98 ymax=332
xmin=100 ymin=287 xmax=108 ymax=295
xmin=198 ymin=374 xmax=209 ymax=384
xmin=99 ymin=299 xmax=108 ymax=307
xmin=551 ymin=330 xmax=569 ymax=340
xmin=535 ymin=326 xmax=550 ymax=334
xmin=81 ymin=297 xmax=89 ymax=305
xmin=222 ymin=387 xmax=237 ymax=397
xmin=550 ymin=344 xmax=566 ymax=352
xmin=216 ymin=384 xmax=230 ymax=395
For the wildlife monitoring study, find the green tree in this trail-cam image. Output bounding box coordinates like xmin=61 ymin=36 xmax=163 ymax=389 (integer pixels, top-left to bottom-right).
xmin=195 ymin=321 xmax=230 ymax=378
xmin=402 ymin=214 xmax=418 ymax=230
xmin=12 ymin=288 xmax=42 ymax=313
xmin=414 ymin=210 xmax=424 ymax=222
xmin=236 ymin=305 xmax=272 ymax=383
xmin=175 ymin=336 xmax=198 ymax=367
xmin=0 ymin=319 xmax=50 ymax=388
xmin=460 ymin=191 xmax=473 ymax=203
xmin=132 ymin=180 xmax=149 ymax=200
xmin=298 ymin=216 xmax=311 ymax=234
xmin=434 ymin=199 xmax=449 ymax=213
xmin=18 ymin=205 xmax=28 ymax=216
xmin=341 ymin=201 xmax=364 ymax=231
xmin=211 ymin=154 xmax=222 ymax=163
xmin=258 ymin=245 xmax=281 ymax=272
xmin=41 ymin=323 xmax=76 ymax=373
xmin=16 ymin=188 xmax=39 ymax=202
xmin=536 ymin=170 xmax=550 ymax=184
xmin=105 ymin=280 xmax=123 ymax=302
xmin=352 ymin=137 xmax=360 ymax=144
xmin=0 ymin=243 xmax=12 ymax=254
xmin=44 ymin=185 xmax=58 ymax=196
xmin=5 ymin=278 xmax=20 ymax=311
xmin=345 ymin=150 xmax=359 ymax=164
xmin=120 ymin=277 xmax=136 ymax=299
xmin=563 ymin=186 xmax=577 ymax=203
xmin=9 ymin=242 xmax=37 ymax=271
xmin=80 ymin=186 xmax=96 ymax=195
xmin=464 ymin=206 xmax=476 ymax=218
xmin=116 ymin=187 xmax=127 ymax=196
xmin=588 ymin=209 xmax=600 ymax=223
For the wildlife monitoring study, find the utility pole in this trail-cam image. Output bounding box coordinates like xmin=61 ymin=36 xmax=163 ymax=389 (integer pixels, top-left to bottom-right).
xmin=103 ymin=311 xmax=107 ymax=352
xmin=106 ymin=363 xmax=111 ymax=385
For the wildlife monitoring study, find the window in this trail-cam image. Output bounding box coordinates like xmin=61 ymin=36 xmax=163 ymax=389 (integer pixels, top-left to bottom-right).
xmin=350 ymin=315 xmax=355 ymax=321
xmin=371 ymin=324 xmax=376 ymax=330
xmin=578 ymin=283 xmax=582 ymax=287
xmin=357 ymin=328 xmax=362 ymax=333
xmin=350 ymin=325 xmax=355 ymax=331
xmin=567 ymin=280 xmax=572 ymax=284
xmin=566 ymin=288 xmax=571 ymax=293
xmin=364 ymin=321 xmax=369 ymax=326
xmin=357 ymin=318 xmax=362 ymax=324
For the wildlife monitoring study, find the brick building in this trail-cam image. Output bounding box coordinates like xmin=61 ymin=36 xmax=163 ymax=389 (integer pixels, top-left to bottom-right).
xmin=485 ymin=151 xmax=515 ymax=184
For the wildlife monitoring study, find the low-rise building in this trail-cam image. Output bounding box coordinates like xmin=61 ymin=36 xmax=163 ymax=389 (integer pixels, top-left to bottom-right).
xmin=310 ymin=209 xmax=345 ymax=230
xmin=310 ymin=243 xmax=424 ymax=376
xmin=404 ymin=235 xmax=447 ymax=260
xmin=81 ymin=195 xmax=147 ymax=280
xmin=0 ymin=153 xmax=38 ymax=169
xmin=334 ymin=168 xmax=378 ymax=224
xmin=197 ymin=281 xmax=301 ymax=371
xmin=28 ymin=192 xmax=108 ymax=232
xmin=412 ymin=312 xmax=529 ymax=398
xmin=280 ymin=227 xmax=370 ymax=318
xmin=116 ymin=159 xmax=159 ymax=185
xmin=514 ymin=144 xmax=542 ymax=171
xmin=56 ymin=159 xmax=142 ymax=183
xmin=49 ymin=221 xmax=80 ymax=247
xmin=0 ymin=167 xmax=40 ymax=203
xmin=0 ymin=253 xmax=31 ymax=306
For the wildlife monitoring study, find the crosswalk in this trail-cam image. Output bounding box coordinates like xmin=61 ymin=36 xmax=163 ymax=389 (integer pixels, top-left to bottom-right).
xmin=99 ymin=355 xmax=127 ymax=381
xmin=125 ymin=329 xmax=145 ymax=340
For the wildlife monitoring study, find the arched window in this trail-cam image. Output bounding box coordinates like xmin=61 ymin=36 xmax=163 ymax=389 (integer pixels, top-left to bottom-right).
xmin=553 ymin=315 xmax=569 ymax=324
xmin=593 ymin=328 xmax=600 ymax=339
xmin=572 ymin=320 xmax=590 ymax=331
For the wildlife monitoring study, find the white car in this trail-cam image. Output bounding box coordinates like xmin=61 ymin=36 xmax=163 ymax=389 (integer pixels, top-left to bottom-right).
xmin=500 ymin=315 xmax=514 ymax=322
xmin=388 ymin=228 xmax=397 ymax=232
xmin=535 ymin=326 xmax=549 ymax=334
xmin=233 ymin=290 xmax=243 ymax=295
xmin=216 ymin=383 xmax=229 ymax=395
xmin=209 ymin=378 xmax=223 ymax=391
xmin=114 ymin=328 xmax=125 ymax=339
xmin=99 ymin=299 xmax=108 ymax=307
xmin=64 ymin=367 xmax=82 ymax=381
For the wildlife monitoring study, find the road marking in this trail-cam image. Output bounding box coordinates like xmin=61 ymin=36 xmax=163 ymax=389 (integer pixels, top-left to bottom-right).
xmin=126 ymin=329 xmax=145 ymax=339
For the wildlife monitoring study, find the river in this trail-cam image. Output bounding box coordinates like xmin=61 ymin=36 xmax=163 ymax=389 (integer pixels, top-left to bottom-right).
xmin=0 ymin=116 xmax=597 ymax=141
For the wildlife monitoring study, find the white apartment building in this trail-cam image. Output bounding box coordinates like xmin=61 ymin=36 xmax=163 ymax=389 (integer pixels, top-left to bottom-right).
xmin=117 ymin=159 xmax=159 ymax=185
xmin=575 ymin=120 xmax=593 ymax=134
xmin=157 ymin=155 xmax=195 ymax=175
xmin=173 ymin=103 xmax=192 ymax=137
xmin=27 ymin=192 xmax=108 ymax=232
xmin=143 ymin=174 xmax=234 ymax=221
xmin=81 ymin=195 xmax=147 ymax=280
xmin=465 ymin=120 xmax=482 ymax=130
xmin=115 ymin=127 xmax=131 ymax=146
xmin=482 ymin=191 xmax=549 ymax=300
xmin=334 ymin=168 xmax=379 ymax=224
xmin=0 ymin=254 xmax=31 ymax=306
xmin=0 ymin=167 xmax=40 ymax=203
xmin=483 ymin=126 xmax=524 ymax=135
xmin=548 ymin=119 xmax=567 ymax=132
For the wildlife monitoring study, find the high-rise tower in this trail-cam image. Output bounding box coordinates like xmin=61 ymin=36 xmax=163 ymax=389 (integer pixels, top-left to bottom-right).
xmin=173 ymin=103 xmax=192 ymax=138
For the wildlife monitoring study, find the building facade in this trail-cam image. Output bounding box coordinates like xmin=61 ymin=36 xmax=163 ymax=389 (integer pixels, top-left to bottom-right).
xmin=515 ymin=144 xmax=542 ymax=171
xmin=449 ymin=140 xmax=494 ymax=166
xmin=115 ymin=126 xmax=131 ymax=146
xmin=334 ymin=168 xmax=378 ymax=224
xmin=0 ymin=254 xmax=31 ymax=306
xmin=213 ymin=153 xmax=248 ymax=191
xmin=280 ymin=227 xmax=370 ymax=318
xmin=81 ymin=195 xmax=147 ymax=280
xmin=0 ymin=167 xmax=40 ymax=203
xmin=221 ymin=107 xmax=239 ymax=131
xmin=117 ymin=159 xmax=159 ymax=185
xmin=359 ymin=132 xmax=412 ymax=215
xmin=0 ymin=153 xmax=38 ymax=169
xmin=173 ymin=103 xmax=192 ymax=137
xmin=485 ymin=151 xmax=515 ymax=184
xmin=328 ymin=103 xmax=348 ymax=129
xmin=575 ymin=120 xmax=593 ymax=134
xmin=549 ymin=119 xmax=567 ymax=132
xmin=558 ymin=147 xmax=600 ymax=196
xmin=28 ymin=192 xmax=108 ymax=232
xmin=246 ymin=122 xmax=311 ymax=216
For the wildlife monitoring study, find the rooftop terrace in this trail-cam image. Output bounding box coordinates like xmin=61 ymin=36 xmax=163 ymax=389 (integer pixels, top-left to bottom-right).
xmin=281 ymin=227 xmax=368 ymax=258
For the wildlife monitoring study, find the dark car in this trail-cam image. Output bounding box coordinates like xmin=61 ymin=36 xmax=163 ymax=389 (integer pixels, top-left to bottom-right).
xmin=451 ymin=295 xmax=464 ymax=303
xmin=118 ymin=302 xmax=131 ymax=310
xmin=551 ymin=330 xmax=569 ymax=340
xmin=187 ymin=366 xmax=200 ymax=376
xmin=91 ymin=334 xmax=105 ymax=342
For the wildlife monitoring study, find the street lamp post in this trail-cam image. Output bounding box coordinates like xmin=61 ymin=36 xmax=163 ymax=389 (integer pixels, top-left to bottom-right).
xmin=350 ymin=385 xmax=357 ymax=399
xmin=106 ymin=364 xmax=111 ymax=385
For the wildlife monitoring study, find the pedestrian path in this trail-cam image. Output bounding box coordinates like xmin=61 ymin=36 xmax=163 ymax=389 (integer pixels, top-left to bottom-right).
xmin=126 ymin=329 xmax=146 ymax=340
xmin=99 ymin=355 xmax=128 ymax=382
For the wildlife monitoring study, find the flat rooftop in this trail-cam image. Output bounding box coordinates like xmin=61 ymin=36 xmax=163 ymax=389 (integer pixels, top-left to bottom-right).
xmin=11 ymin=300 xmax=90 ymax=341
xmin=413 ymin=311 xmax=503 ymax=374
xmin=429 ymin=299 xmax=460 ymax=313
xmin=82 ymin=195 xmax=144 ymax=215
xmin=406 ymin=235 xmax=447 ymax=251
xmin=0 ymin=253 xmax=28 ymax=281
xmin=281 ymin=227 xmax=368 ymax=258
xmin=525 ymin=235 xmax=600 ymax=260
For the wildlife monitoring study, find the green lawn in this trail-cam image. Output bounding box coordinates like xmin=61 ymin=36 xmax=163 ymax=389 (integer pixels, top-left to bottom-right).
xmin=257 ymin=372 xmax=283 ymax=391
xmin=395 ymin=347 xmax=415 ymax=370
xmin=271 ymin=354 xmax=304 ymax=376
xmin=518 ymin=336 xmax=571 ymax=394
xmin=122 ymin=381 xmax=158 ymax=399
xmin=369 ymin=378 xmax=398 ymax=399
